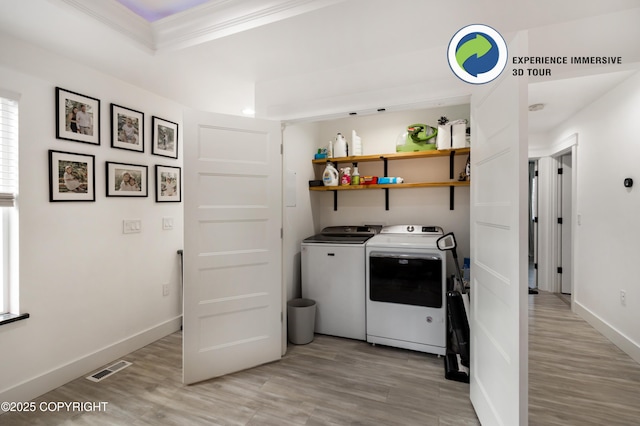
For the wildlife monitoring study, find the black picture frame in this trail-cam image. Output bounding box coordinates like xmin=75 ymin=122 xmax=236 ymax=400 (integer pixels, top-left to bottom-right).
xmin=152 ymin=116 xmax=179 ymax=159
xmin=155 ymin=165 xmax=181 ymax=202
xmin=48 ymin=150 xmax=96 ymax=202
xmin=55 ymin=87 xmax=100 ymax=145
xmin=105 ymin=161 xmax=148 ymax=197
xmin=111 ymin=104 xmax=144 ymax=152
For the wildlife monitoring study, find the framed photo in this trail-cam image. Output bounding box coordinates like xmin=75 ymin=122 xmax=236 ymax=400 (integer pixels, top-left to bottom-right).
xmin=155 ymin=165 xmax=181 ymax=202
xmin=49 ymin=150 xmax=95 ymax=202
xmin=152 ymin=116 xmax=179 ymax=159
xmin=111 ymin=104 xmax=144 ymax=152
xmin=106 ymin=162 xmax=148 ymax=197
xmin=55 ymin=87 xmax=100 ymax=145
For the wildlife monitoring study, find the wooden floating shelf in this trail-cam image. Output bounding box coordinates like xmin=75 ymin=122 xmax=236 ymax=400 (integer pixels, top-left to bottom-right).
xmin=311 ymin=147 xmax=470 ymax=164
xmin=309 ymin=181 xmax=470 ymax=191
xmin=310 ymin=146 xmax=471 ymax=211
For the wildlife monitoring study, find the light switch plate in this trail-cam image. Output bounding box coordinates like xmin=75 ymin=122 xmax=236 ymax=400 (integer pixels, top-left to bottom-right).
xmin=123 ymin=219 xmax=142 ymax=234
xmin=162 ymin=217 xmax=174 ymax=230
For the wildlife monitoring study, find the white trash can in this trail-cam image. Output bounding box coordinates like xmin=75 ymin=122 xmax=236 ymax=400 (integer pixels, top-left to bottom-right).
xmin=287 ymin=298 xmax=316 ymax=345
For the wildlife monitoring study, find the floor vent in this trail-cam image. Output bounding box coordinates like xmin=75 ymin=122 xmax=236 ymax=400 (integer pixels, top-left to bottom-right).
xmin=86 ymin=360 xmax=132 ymax=383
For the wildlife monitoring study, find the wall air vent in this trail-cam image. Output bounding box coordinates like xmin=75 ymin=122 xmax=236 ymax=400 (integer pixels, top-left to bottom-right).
xmin=86 ymin=360 xmax=132 ymax=383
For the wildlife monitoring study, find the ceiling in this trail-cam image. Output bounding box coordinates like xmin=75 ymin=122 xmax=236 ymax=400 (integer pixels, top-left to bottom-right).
xmin=0 ymin=0 xmax=639 ymax=133
xmin=114 ymin=0 xmax=211 ymax=22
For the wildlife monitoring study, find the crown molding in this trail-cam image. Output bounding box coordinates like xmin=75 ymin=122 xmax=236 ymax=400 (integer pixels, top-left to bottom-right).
xmin=55 ymin=0 xmax=347 ymax=53
xmin=153 ymin=0 xmax=346 ymax=52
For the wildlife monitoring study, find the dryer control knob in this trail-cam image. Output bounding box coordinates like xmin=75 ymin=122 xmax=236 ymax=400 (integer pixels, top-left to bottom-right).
xmin=407 ymin=225 xmax=414 ymax=232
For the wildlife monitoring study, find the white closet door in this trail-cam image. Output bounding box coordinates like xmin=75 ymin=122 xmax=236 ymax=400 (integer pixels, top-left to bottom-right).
xmin=470 ymin=31 xmax=529 ymax=425
xmin=183 ymin=109 xmax=282 ymax=384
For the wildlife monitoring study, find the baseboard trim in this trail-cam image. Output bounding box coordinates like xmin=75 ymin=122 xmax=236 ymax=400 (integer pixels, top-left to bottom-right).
xmin=574 ymin=301 xmax=640 ymax=364
xmin=0 ymin=316 xmax=182 ymax=404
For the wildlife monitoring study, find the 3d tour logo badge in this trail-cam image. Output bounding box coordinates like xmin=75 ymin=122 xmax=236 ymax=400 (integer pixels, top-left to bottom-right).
xmin=448 ymin=24 xmax=507 ymax=84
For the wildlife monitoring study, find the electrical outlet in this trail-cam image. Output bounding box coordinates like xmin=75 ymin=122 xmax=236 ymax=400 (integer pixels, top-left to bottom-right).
xmin=620 ymin=290 xmax=626 ymax=306
xmin=163 ymin=284 xmax=170 ymax=297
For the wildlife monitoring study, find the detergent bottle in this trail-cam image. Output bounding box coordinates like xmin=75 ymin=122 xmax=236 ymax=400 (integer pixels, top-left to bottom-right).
xmin=333 ymin=133 xmax=347 ymax=158
xmin=322 ymin=163 xmax=339 ymax=186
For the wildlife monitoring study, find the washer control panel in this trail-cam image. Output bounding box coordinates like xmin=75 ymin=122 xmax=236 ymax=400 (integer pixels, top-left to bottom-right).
xmin=380 ymin=225 xmax=443 ymax=235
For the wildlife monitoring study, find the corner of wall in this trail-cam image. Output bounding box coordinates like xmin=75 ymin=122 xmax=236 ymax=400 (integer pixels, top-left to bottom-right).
xmin=0 ymin=317 xmax=181 ymax=403
xmin=574 ymin=301 xmax=640 ymax=364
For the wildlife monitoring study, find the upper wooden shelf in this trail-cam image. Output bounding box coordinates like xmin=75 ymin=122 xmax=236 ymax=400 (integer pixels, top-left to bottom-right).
xmin=311 ymin=147 xmax=470 ymax=164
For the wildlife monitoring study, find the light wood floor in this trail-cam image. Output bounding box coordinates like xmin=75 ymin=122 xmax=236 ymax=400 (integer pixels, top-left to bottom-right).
xmin=3 ymin=291 xmax=640 ymax=425
xmin=528 ymin=292 xmax=640 ymax=426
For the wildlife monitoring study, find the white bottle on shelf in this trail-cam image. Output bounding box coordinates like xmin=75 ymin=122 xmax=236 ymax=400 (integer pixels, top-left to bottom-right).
xmin=334 ymin=133 xmax=347 ymax=158
xmin=351 ymin=130 xmax=363 ymax=156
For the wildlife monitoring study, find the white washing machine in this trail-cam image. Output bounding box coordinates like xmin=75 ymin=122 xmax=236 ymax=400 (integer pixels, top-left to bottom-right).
xmin=365 ymin=225 xmax=447 ymax=355
xmin=301 ymin=226 xmax=380 ymax=340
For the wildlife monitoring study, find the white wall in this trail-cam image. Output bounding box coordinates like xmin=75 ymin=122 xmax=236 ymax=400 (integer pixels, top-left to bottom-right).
xmin=282 ymin=105 xmax=471 ymax=304
xmin=282 ymin=121 xmax=321 ymax=300
xmin=545 ymin=71 xmax=640 ymax=362
xmin=0 ymin=36 xmax=184 ymax=402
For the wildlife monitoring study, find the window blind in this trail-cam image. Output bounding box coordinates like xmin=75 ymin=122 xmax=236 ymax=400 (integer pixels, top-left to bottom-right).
xmin=0 ymin=97 xmax=18 ymax=207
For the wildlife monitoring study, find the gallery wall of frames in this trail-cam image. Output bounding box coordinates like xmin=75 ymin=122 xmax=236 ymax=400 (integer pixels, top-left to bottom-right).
xmin=50 ymin=87 xmax=181 ymax=203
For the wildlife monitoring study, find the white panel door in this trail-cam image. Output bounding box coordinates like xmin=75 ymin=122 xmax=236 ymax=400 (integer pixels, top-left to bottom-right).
xmin=470 ymin=31 xmax=528 ymax=425
xmin=560 ymin=154 xmax=572 ymax=294
xmin=183 ymin=109 xmax=282 ymax=384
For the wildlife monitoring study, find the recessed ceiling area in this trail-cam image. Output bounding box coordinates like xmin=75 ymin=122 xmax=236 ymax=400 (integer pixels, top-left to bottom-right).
xmin=114 ymin=0 xmax=211 ymax=22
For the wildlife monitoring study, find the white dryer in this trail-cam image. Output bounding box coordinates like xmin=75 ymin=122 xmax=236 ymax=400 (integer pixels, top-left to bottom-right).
xmin=365 ymin=225 xmax=447 ymax=355
xmin=301 ymin=226 xmax=380 ymax=340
